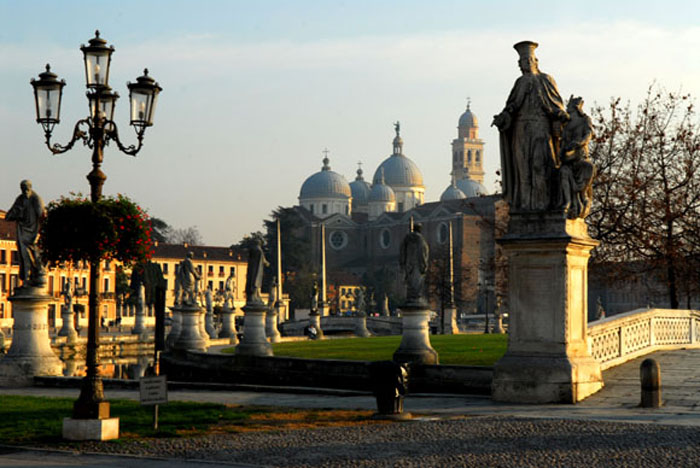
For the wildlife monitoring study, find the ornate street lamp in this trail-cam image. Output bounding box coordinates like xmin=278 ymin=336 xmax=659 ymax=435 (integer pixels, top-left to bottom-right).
xmin=31 ymin=30 xmax=162 ymax=422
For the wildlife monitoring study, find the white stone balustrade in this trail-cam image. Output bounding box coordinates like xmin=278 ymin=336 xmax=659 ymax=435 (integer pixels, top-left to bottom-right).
xmin=588 ymin=308 xmax=700 ymax=370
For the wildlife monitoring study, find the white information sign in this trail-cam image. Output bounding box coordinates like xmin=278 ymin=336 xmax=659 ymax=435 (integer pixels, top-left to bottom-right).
xmin=140 ymin=375 xmax=168 ymax=405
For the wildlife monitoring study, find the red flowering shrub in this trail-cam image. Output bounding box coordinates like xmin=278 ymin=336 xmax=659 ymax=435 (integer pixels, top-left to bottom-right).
xmin=40 ymin=193 xmax=154 ymax=266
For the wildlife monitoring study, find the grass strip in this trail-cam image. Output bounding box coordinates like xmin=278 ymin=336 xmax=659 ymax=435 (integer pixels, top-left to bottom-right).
xmin=223 ymin=334 xmax=506 ymax=365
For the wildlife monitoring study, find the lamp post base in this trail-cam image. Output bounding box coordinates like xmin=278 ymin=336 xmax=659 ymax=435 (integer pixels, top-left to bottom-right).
xmin=63 ymin=417 xmax=119 ymax=441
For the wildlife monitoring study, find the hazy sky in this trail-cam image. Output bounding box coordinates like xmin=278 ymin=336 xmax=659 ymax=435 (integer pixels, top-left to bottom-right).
xmin=2 ymin=1 xmax=700 ymax=246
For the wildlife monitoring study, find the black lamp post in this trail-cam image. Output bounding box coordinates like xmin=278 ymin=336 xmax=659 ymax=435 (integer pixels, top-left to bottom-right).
xmin=31 ymin=30 xmax=162 ymax=420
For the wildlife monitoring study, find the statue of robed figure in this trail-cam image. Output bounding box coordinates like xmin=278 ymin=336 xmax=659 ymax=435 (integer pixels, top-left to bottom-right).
xmin=245 ymin=238 xmax=269 ymax=305
xmin=6 ymin=180 xmax=46 ymax=288
xmin=400 ymin=224 xmax=429 ymax=305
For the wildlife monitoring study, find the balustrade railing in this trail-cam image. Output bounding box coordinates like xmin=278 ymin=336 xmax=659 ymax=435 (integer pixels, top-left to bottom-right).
xmin=588 ymin=308 xmax=700 ymax=370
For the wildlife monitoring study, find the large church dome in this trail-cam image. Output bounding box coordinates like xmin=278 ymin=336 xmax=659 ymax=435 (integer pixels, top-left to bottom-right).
xmin=456 ymin=177 xmax=488 ymax=198
xmin=299 ymin=156 xmax=352 ymax=200
xmin=372 ymin=123 xmax=424 ymax=188
xmin=349 ymin=166 xmax=371 ymax=207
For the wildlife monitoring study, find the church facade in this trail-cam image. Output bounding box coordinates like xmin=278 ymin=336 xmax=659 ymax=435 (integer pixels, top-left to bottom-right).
xmin=294 ymin=105 xmax=501 ymax=316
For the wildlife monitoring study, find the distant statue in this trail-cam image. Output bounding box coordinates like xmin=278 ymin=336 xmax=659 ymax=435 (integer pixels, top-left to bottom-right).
xmin=400 ymin=224 xmax=430 ymax=304
xmin=224 ymin=271 xmax=236 ymax=309
xmin=6 ymin=180 xmax=46 ymax=287
xmin=596 ymin=297 xmax=606 ymax=320
xmin=310 ymin=281 xmax=319 ymax=314
xmin=382 ymin=294 xmax=390 ymax=316
xmin=394 ymin=121 xmax=400 ymax=136
xmin=245 ymin=238 xmax=269 ymax=304
xmin=492 ymin=41 xmax=569 ymax=212
xmin=558 ymin=95 xmax=595 ymax=219
xmin=205 ymin=286 xmax=213 ymax=311
xmin=177 ymin=252 xmax=200 ymax=306
xmin=268 ymin=276 xmax=278 ymax=311
xmin=137 ymin=283 xmax=145 ymax=309
xmin=354 ymin=288 xmax=366 ymax=315
xmin=62 ymin=278 xmax=74 ymax=308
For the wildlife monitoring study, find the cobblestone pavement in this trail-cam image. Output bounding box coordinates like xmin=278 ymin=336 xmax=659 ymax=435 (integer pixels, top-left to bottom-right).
xmin=3 ymin=349 xmax=700 ymax=467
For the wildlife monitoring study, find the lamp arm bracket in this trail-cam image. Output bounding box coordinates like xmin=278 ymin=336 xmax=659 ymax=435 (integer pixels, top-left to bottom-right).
xmin=46 ymin=119 xmax=90 ymax=155
xmin=107 ymin=121 xmax=143 ymax=156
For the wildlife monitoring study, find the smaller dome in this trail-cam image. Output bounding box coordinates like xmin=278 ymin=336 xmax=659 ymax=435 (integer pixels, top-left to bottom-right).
xmin=455 ymin=178 xmax=488 ymax=198
xmin=350 ymin=166 xmax=371 ymax=206
xmin=458 ymin=102 xmax=478 ymax=129
xmin=299 ymin=155 xmax=352 ymax=200
xmin=369 ymin=169 xmax=396 ymax=203
xmin=440 ymin=184 xmax=467 ymax=201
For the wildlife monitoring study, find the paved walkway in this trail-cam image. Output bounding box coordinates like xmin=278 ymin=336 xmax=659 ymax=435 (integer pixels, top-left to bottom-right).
xmin=2 ymin=349 xmax=700 ymax=467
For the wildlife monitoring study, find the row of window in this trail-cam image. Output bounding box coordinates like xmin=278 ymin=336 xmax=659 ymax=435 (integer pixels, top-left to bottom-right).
xmin=161 ymin=263 xmax=236 ymax=278
xmin=309 ymin=204 xmax=349 ymax=215
xmin=453 ymin=149 xmax=481 ymax=164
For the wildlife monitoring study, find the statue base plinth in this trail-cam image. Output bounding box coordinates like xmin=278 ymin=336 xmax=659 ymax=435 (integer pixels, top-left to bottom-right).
xmin=165 ymin=308 xmax=182 ymax=349
xmin=492 ymin=213 xmax=603 ymax=403
xmin=0 ymin=289 xmax=62 ymax=386
xmin=172 ymin=304 xmax=207 ymax=352
xmin=63 ymin=417 xmax=119 ymax=441
xmin=308 ymin=312 xmax=324 ymax=339
xmin=442 ymin=306 xmax=459 ymax=335
xmin=354 ymin=314 xmax=371 ymax=338
xmin=57 ymin=307 xmax=78 ymax=340
xmin=219 ymin=306 xmax=238 ymax=344
xmin=236 ymin=302 xmax=273 ymax=356
xmin=393 ymin=305 xmax=438 ymax=365
xmin=266 ymin=309 xmax=282 ymax=343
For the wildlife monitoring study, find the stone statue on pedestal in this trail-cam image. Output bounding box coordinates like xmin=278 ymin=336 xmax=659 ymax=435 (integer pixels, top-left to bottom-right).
xmin=558 ymin=96 xmax=595 ymax=219
xmin=175 ymin=252 xmax=200 ymax=306
xmin=63 ymin=278 xmax=74 ymax=310
xmin=354 ymin=288 xmax=365 ymax=316
xmin=400 ymin=224 xmax=429 ymax=305
xmin=6 ymin=180 xmax=46 ymax=287
xmin=224 ymin=271 xmax=236 ymax=309
xmin=245 ymin=238 xmax=269 ymax=305
xmin=492 ymin=41 xmax=569 ymax=213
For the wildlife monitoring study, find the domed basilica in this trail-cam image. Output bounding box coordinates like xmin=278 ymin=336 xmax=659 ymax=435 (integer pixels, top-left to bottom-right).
xmin=292 ymin=104 xmax=499 ymax=316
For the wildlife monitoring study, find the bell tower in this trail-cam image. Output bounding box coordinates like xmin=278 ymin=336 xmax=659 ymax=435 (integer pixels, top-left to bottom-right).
xmin=452 ymin=100 xmax=485 ymax=184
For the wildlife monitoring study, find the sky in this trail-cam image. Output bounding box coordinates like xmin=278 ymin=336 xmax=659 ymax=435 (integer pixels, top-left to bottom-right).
xmin=2 ymin=0 xmax=700 ymax=246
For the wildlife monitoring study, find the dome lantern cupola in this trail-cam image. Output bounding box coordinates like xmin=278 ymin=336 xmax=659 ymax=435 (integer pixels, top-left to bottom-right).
xmin=349 ymin=161 xmax=371 ymax=213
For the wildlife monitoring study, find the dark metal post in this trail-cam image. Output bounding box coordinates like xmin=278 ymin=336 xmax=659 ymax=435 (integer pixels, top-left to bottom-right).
xmin=73 ymin=123 xmax=108 ymax=420
xmin=640 ymin=358 xmax=661 ymax=408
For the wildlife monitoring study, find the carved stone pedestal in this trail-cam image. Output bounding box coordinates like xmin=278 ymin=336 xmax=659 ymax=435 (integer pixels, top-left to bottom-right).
xmin=354 ymin=313 xmax=371 ymax=338
xmin=58 ymin=304 xmax=78 ymax=341
xmin=205 ymin=307 xmax=216 ymax=339
xmin=266 ymin=307 xmax=282 ymax=343
xmin=218 ymin=304 xmax=238 ymax=344
xmin=0 ymin=287 xmax=62 ymax=386
xmin=442 ymin=306 xmax=459 ymax=335
xmin=236 ymin=302 xmax=272 ymax=356
xmin=172 ymin=304 xmax=208 ymax=351
xmin=492 ymin=214 xmax=603 ymax=403
xmin=165 ymin=308 xmax=182 ymax=349
xmin=307 ymin=312 xmax=324 ymax=339
xmin=131 ymin=301 xmax=146 ymax=337
xmin=198 ymin=310 xmax=210 ymax=347
xmin=393 ymin=303 xmax=438 ymax=365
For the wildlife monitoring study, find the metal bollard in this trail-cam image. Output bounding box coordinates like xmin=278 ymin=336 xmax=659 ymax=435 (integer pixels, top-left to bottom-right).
xmin=640 ymin=358 xmax=662 ymax=408
xmin=369 ymin=360 xmax=411 ymax=419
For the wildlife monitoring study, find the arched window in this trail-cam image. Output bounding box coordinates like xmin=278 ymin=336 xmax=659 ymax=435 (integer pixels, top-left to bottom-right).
xmin=437 ymin=222 xmax=449 ymax=244
xmin=380 ymin=229 xmax=391 ymax=249
xmin=476 ymin=150 xmax=481 ymax=162
xmin=467 ymin=150 xmax=472 ymax=163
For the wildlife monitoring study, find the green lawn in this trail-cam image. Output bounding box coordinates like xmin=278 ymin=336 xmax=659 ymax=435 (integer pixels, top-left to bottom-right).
xmin=0 ymin=396 xmax=375 ymax=445
xmin=0 ymin=396 xmax=254 ymax=444
xmin=224 ymin=334 xmax=507 ymax=366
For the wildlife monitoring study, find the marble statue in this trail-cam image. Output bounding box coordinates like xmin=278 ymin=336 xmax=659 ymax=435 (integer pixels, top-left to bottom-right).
xmin=6 ymin=180 xmax=46 ymax=287
xmin=354 ymin=288 xmax=365 ymax=315
xmin=205 ymin=286 xmax=213 ymax=311
xmin=492 ymin=41 xmax=569 ymax=212
xmin=224 ymin=272 xmax=236 ymax=309
xmin=310 ymin=281 xmax=319 ymax=313
xmin=245 ymin=238 xmax=269 ymax=304
xmin=400 ymin=224 xmax=429 ymax=304
xmin=596 ymin=297 xmax=606 ymax=320
xmin=268 ymin=276 xmax=278 ymax=310
xmin=177 ymin=252 xmax=201 ymax=306
xmin=558 ymin=96 xmax=595 ymax=219
xmin=62 ymin=278 xmax=73 ymax=309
